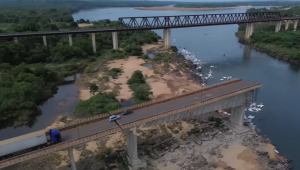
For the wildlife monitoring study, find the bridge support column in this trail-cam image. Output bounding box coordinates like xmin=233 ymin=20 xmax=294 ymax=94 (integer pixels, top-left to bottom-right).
xmin=69 ymin=34 xmax=73 ymax=46
xmin=14 ymin=37 xmax=18 ymax=44
xmin=294 ymin=20 xmax=298 ymax=31
xmin=163 ymin=28 xmax=171 ymax=48
xmin=230 ymin=105 xmax=246 ymax=126
xmin=285 ymin=20 xmax=290 ymax=30
xmin=68 ymin=148 xmax=77 ymax=170
xmin=112 ymin=32 xmax=118 ymax=49
xmin=91 ymin=33 xmax=96 ymax=54
xmin=275 ymin=21 xmax=282 ymax=32
xmin=42 ymin=36 xmax=47 ymax=47
xmin=126 ymin=127 xmax=147 ymax=169
xmin=245 ymin=23 xmax=254 ymax=39
xmin=243 ymin=45 xmax=251 ymax=59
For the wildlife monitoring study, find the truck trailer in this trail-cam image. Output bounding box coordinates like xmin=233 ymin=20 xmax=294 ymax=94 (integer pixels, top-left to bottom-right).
xmin=0 ymin=129 xmax=62 ymax=160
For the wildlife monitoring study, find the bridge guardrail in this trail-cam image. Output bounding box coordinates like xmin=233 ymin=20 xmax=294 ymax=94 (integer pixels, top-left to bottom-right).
xmin=121 ymin=84 xmax=262 ymax=130
xmin=52 ymin=79 xmax=242 ymax=133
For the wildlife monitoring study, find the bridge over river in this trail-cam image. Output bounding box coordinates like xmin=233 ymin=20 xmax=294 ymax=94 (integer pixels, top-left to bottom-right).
xmin=0 ymin=12 xmax=298 ymax=53
xmin=0 ymin=79 xmax=261 ymax=169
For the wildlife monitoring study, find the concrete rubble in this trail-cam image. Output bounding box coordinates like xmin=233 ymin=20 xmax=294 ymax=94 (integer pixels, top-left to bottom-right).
xmin=135 ymin=112 xmax=292 ymax=170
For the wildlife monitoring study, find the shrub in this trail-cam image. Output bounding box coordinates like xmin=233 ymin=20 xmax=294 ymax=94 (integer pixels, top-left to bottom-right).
xmin=107 ymin=68 xmax=122 ymax=79
xmin=171 ymin=46 xmax=178 ymax=53
xmin=89 ymin=84 xmax=99 ymax=95
xmin=142 ymin=54 xmax=149 ymax=59
xmin=84 ymin=66 xmax=98 ymax=73
xmin=75 ymin=92 xmax=121 ymax=117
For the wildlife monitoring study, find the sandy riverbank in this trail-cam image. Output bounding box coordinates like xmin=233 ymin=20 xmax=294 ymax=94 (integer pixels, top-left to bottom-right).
xmin=131 ymin=6 xmax=252 ymax=11
xmin=76 ymin=42 xmax=203 ymax=102
xmin=78 ymin=23 xmax=94 ymax=28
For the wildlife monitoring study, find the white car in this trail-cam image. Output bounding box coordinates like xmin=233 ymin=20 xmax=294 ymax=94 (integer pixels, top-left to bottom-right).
xmin=109 ymin=115 xmax=121 ymax=122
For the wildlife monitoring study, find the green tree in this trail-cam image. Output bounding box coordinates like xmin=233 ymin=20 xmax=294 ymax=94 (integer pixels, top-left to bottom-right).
xmin=127 ymin=70 xmax=146 ymax=87
xmin=70 ymin=22 xmax=78 ymax=28
xmin=89 ymin=83 xmax=99 ymax=95
xmin=63 ymin=15 xmax=74 ymax=22
xmin=171 ymin=46 xmax=178 ymax=53
xmin=133 ymin=84 xmax=152 ymax=101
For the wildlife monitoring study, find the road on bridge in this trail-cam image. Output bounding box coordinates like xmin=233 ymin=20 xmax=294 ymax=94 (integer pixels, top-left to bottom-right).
xmin=59 ymin=80 xmax=259 ymax=141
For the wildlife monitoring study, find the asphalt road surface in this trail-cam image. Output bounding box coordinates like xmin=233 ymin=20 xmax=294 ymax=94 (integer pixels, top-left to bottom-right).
xmin=117 ymin=80 xmax=259 ymax=126
xmin=60 ymin=80 xmax=259 ymax=141
xmin=60 ymin=119 xmax=118 ymax=141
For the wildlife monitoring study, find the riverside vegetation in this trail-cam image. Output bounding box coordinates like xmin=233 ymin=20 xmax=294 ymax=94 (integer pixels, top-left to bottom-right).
xmin=236 ymin=7 xmax=300 ymax=64
xmin=0 ymin=1 xmax=161 ymax=128
xmin=74 ymin=70 xmax=153 ymax=117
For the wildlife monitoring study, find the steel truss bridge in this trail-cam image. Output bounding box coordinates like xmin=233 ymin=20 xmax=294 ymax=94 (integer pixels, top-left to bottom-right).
xmin=0 ymin=12 xmax=297 ymax=38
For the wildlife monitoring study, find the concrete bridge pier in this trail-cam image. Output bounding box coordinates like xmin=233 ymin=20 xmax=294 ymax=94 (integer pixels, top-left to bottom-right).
xmin=245 ymin=23 xmax=254 ymax=39
xmin=230 ymin=105 xmax=246 ymax=126
xmin=275 ymin=21 xmax=282 ymax=32
xmin=243 ymin=45 xmax=251 ymax=59
xmin=294 ymin=20 xmax=298 ymax=31
xmin=14 ymin=37 xmax=18 ymax=44
xmin=69 ymin=34 xmax=73 ymax=46
xmin=285 ymin=20 xmax=290 ymax=30
xmin=126 ymin=127 xmax=147 ymax=170
xmin=91 ymin=33 xmax=96 ymax=54
xmin=163 ymin=28 xmax=171 ymax=48
xmin=68 ymin=148 xmax=77 ymax=170
xmin=42 ymin=36 xmax=47 ymax=47
xmin=112 ymin=32 xmax=118 ymax=49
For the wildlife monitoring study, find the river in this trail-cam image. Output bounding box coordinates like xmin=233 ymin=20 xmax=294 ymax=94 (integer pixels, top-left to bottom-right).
xmin=74 ymin=6 xmax=300 ymax=169
xmin=0 ymin=75 xmax=80 ymax=140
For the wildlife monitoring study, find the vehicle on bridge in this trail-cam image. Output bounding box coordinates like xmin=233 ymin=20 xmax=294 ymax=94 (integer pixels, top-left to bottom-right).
xmin=122 ymin=109 xmax=133 ymax=115
xmin=0 ymin=129 xmax=62 ymax=160
xmin=109 ymin=115 xmax=121 ymax=121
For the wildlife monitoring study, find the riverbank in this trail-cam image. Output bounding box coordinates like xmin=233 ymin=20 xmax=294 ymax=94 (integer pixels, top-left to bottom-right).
xmin=235 ymin=32 xmax=300 ymax=65
xmin=131 ymin=6 xmax=252 ymax=11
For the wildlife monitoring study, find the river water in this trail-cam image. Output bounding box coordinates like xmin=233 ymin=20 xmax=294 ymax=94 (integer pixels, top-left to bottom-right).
xmin=74 ymin=7 xmax=300 ymax=168
xmin=0 ymin=76 xmax=80 ymax=141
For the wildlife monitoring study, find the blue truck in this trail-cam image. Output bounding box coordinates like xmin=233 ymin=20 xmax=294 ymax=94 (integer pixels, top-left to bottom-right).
xmin=0 ymin=129 xmax=62 ymax=160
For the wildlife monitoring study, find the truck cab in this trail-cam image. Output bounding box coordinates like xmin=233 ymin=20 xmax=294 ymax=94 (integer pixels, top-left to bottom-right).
xmin=49 ymin=129 xmax=62 ymax=143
